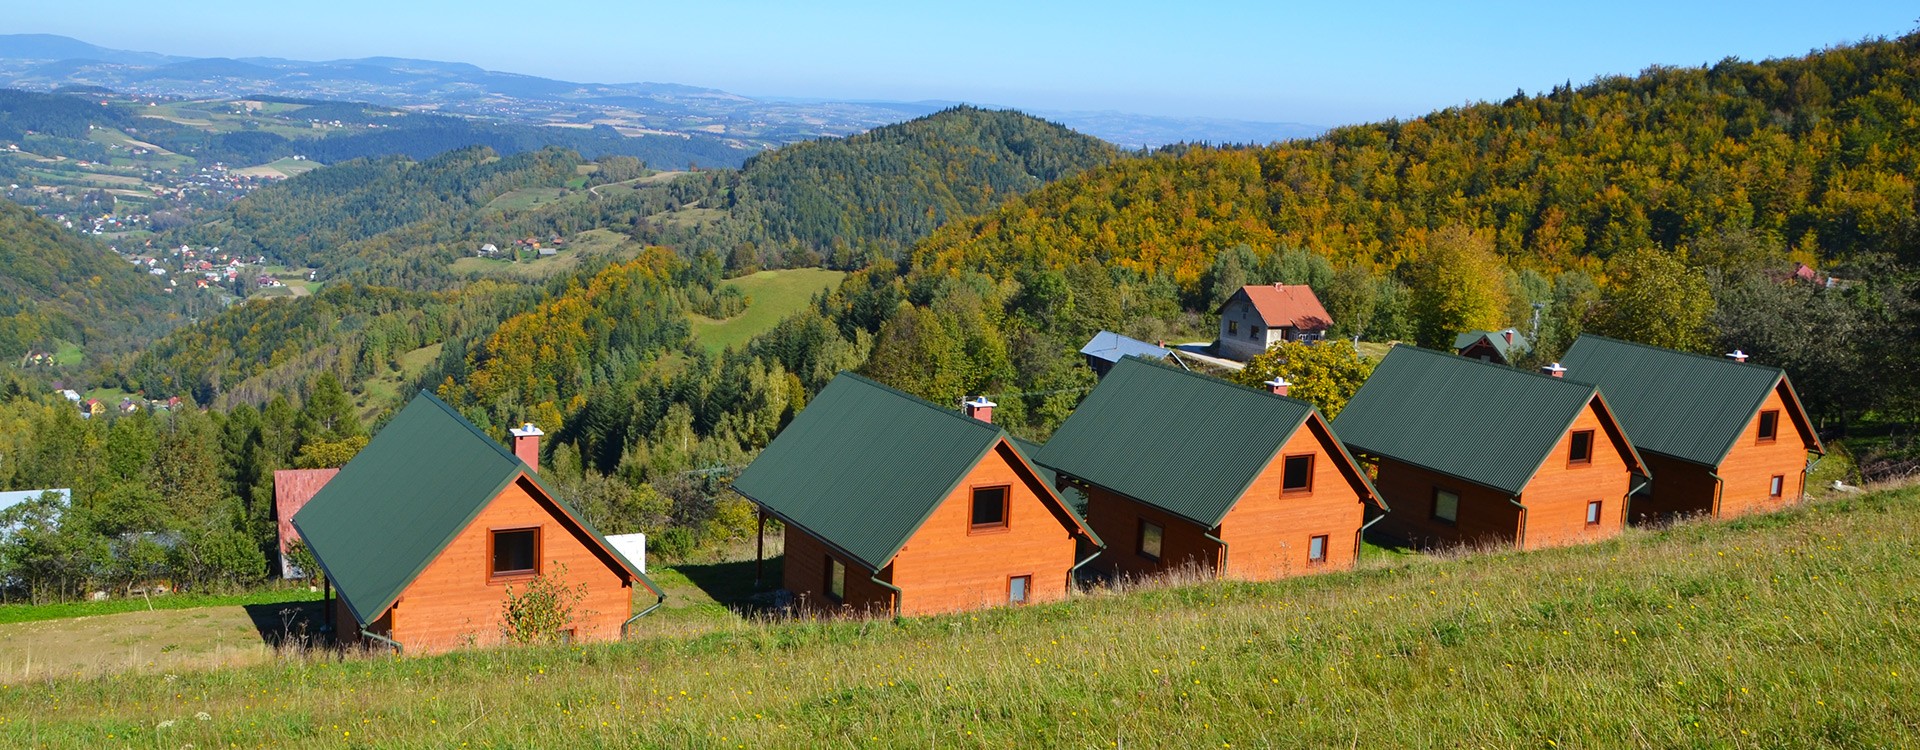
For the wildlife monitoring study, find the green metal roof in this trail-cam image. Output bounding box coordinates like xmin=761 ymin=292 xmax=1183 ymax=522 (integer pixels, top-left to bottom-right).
xmin=1452 ymin=329 xmax=1524 ymax=363
xmin=1560 ymin=335 xmax=1823 ymax=467
xmin=292 ymin=392 xmax=655 ymax=627
xmin=731 ymin=373 xmax=1098 ymax=573
xmin=1034 ymin=356 xmax=1382 ymax=528
xmin=1333 ymin=345 xmax=1619 ymax=496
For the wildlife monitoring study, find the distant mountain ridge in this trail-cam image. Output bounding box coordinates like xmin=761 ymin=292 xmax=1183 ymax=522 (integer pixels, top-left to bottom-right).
xmin=0 ymin=34 xmax=1320 ymax=148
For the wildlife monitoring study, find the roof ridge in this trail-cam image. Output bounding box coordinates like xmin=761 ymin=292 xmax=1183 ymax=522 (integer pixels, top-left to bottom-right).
xmin=414 ymin=389 xmax=525 ymax=468
xmin=1390 ymin=344 xmax=1601 ymax=391
xmin=1576 ymin=334 xmax=1786 ymax=375
xmin=836 ymin=372 xmax=1003 ymax=436
xmin=1120 ymin=354 xmax=1319 ymax=409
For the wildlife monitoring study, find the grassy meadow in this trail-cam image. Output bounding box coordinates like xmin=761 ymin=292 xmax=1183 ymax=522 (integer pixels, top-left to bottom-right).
xmin=1 ymin=484 xmax=1915 ymax=747
xmin=690 ymin=268 xmax=847 ymax=353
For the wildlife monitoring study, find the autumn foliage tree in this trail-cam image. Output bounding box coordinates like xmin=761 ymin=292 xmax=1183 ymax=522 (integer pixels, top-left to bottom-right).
xmin=1229 ymin=341 xmax=1377 ymax=420
xmin=1407 ymin=227 xmax=1511 ymax=349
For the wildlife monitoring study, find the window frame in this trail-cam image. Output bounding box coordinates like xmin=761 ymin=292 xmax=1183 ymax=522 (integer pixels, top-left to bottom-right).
xmin=1757 ymin=410 xmax=1780 ymax=444
xmin=486 ymin=526 xmax=541 ymax=583
xmin=1568 ymin=430 xmax=1595 ymax=466
xmin=1137 ymin=519 xmax=1164 ymax=561
xmin=1281 ymin=454 xmax=1315 ymax=494
xmin=1007 ymin=574 xmax=1032 ymax=605
xmin=825 ymin=556 xmax=846 ymax=603
xmin=1769 ymin=475 xmax=1785 ymax=499
xmin=1431 ymin=487 xmax=1460 ymax=525
xmin=1250 ymin=324 xmax=1262 ymax=340
xmin=1307 ymin=534 xmax=1328 ymax=565
xmin=1586 ymin=500 xmax=1603 ymax=526
xmin=1227 ymin=320 xmax=1239 ymax=335
xmin=967 ymin=485 xmax=1011 ymax=534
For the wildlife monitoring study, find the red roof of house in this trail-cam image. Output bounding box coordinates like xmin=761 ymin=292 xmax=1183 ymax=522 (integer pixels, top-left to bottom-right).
xmin=274 ymin=468 xmax=340 ymax=558
xmin=1233 ymin=284 xmax=1333 ymax=331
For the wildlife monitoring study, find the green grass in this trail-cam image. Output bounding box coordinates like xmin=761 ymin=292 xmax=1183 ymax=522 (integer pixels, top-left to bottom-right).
xmin=483 ymin=187 xmax=568 ymax=212
xmin=0 ymin=589 xmax=322 ymax=627
xmin=2 ymin=485 xmax=1915 ymax=746
xmin=689 ymin=268 xmax=847 ymax=353
xmin=450 ymin=228 xmax=642 ymax=280
xmin=357 ymin=343 xmax=443 ymax=417
xmin=50 ymin=341 xmax=83 ymax=367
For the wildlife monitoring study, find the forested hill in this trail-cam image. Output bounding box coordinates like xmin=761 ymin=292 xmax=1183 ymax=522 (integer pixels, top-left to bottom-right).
xmin=913 ymin=34 xmax=1920 ymax=290
xmin=0 ymin=201 xmax=184 ymax=361
xmin=638 ymin=107 xmax=1119 ymax=267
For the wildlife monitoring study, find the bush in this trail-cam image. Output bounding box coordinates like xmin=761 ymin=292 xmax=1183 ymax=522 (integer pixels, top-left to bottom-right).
xmin=499 ymin=564 xmax=587 ymax=645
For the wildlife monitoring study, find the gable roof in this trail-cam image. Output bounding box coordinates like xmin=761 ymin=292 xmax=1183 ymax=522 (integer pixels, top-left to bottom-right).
xmin=1453 ymin=328 xmax=1525 ymax=362
xmin=731 ymin=373 xmax=1097 ymax=573
xmin=292 ymin=392 xmax=654 ymax=627
xmin=1079 ymin=330 xmax=1171 ymax=364
xmin=1035 ymin=356 xmax=1382 ymax=528
xmin=1222 ymin=284 xmax=1333 ymax=330
xmin=1559 ymin=334 xmax=1823 ymax=467
xmin=1333 ymin=345 xmax=1641 ymax=496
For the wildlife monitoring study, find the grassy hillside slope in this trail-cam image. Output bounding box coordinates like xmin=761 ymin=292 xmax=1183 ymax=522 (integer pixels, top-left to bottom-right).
xmin=690 ymin=268 xmax=846 ymax=353
xmin=5 ymin=486 xmax=1915 ymax=747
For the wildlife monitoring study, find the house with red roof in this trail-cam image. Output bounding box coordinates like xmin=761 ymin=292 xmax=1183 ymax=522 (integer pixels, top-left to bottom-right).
xmin=1215 ymin=284 xmax=1333 ymax=360
xmin=274 ymin=468 xmax=339 ymax=578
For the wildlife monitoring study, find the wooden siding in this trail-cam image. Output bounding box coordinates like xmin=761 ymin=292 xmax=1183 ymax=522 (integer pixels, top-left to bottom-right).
xmin=889 ymin=442 xmax=1080 ymax=615
xmin=1714 ymin=383 xmax=1814 ymax=518
xmin=1370 ymin=398 xmax=1632 ymax=550
xmin=1629 ymin=453 xmax=1719 ymax=519
xmin=1215 ymin=417 xmax=1369 ymax=578
xmin=1084 ymin=488 xmax=1223 ymax=578
xmin=782 ymin=526 xmax=898 ymax=616
xmin=379 ymin=477 xmax=632 ymax=653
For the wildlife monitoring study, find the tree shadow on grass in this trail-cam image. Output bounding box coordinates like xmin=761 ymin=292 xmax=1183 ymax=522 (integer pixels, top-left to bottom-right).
xmin=241 ymin=598 xmax=327 ymax=648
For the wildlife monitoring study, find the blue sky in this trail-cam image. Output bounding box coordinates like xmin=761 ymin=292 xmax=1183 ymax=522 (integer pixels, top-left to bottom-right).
xmin=10 ymin=1 xmax=1915 ymax=125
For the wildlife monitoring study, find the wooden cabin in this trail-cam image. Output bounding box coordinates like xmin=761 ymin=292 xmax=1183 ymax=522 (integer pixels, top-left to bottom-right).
xmin=1215 ymin=284 xmax=1333 ymax=361
xmin=1453 ymin=328 xmax=1526 ymax=366
xmin=1333 ymin=346 xmax=1649 ymax=551
xmin=293 ymin=392 xmax=660 ymax=654
xmin=731 ymin=373 xmax=1102 ymax=617
xmin=1033 ymin=356 xmax=1385 ymax=580
xmin=1560 ymin=335 xmax=1824 ymax=520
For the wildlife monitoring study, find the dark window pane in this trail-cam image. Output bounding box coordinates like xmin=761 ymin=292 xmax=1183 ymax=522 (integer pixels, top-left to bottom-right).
xmin=1570 ymin=431 xmax=1594 ymax=463
xmin=492 ymin=529 xmax=537 ymax=575
xmin=1283 ymin=455 xmax=1313 ymax=492
xmin=1759 ymin=411 xmax=1779 ymax=441
xmin=971 ymin=487 xmax=1007 ymax=528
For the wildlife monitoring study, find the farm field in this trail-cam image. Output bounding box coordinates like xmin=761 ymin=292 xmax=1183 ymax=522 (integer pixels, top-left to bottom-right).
xmin=1 ymin=484 xmax=1913 ymax=747
xmin=355 ymin=342 xmax=444 ymax=418
xmin=689 ymin=268 xmax=847 ymax=353
xmin=450 ymin=228 xmax=642 ymax=280
xmin=482 ymin=186 xmax=570 ymax=212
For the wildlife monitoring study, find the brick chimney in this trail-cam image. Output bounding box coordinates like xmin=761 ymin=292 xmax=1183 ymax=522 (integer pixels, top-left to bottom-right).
xmin=963 ymin=397 xmax=996 ymax=424
xmin=1264 ymin=376 xmax=1292 ymax=397
xmin=1726 ymin=349 xmax=1748 ymax=363
xmin=510 ymin=423 xmax=544 ymax=473
xmin=1541 ymin=363 xmax=1567 ymax=378
xmin=1502 ymin=330 xmax=1514 ymax=344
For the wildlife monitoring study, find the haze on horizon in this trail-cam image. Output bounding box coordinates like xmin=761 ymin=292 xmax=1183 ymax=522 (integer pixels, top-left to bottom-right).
xmin=8 ymin=0 xmax=1914 ymax=127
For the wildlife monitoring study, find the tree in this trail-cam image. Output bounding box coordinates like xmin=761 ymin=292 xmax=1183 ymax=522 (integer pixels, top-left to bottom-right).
xmin=1407 ymin=227 xmax=1511 ymax=349
xmin=1590 ymin=247 xmax=1714 ymax=353
xmin=300 ymin=372 xmax=363 ymax=443
xmin=1230 ymin=340 xmax=1377 ymax=419
xmin=1321 ymin=265 xmax=1379 ymax=340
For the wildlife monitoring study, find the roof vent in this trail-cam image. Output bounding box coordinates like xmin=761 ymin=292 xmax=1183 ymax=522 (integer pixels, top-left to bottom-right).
xmin=1541 ymin=363 xmax=1567 ymax=378
xmin=1726 ymin=349 xmax=1749 ymax=363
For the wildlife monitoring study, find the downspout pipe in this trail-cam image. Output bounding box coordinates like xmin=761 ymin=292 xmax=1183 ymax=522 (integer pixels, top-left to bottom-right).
xmin=1507 ymin=496 xmax=1527 ymax=549
xmin=1803 ymin=454 xmax=1824 ymax=499
xmin=359 ymin=628 xmax=402 ymax=655
xmin=1204 ymin=530 xmax=1230 ymax=578
xmin=871 ymin=574 xmax=903 ymax=619
xmin=1068 ymin=545 xmax=1102 ymax=593
xmin=1354 ymin=509 xmax=1386 ymax=563
xmin=621 ymin=593 xmax=666 ymax=637
xmin=1708 ymin=471 xmax=1726 ymax=516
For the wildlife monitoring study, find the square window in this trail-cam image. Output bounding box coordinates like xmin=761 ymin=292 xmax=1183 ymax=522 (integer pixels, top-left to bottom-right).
xmin=1138 ymin=520 xmax=1164 ymax=561
xmin=1308 ymin=534 xmax=1328 ymax=564
xmin=1228 ymin=320 xmax=1239 ymax=335
xmin=1008 ymin=575 xmax=1031 ymax=604
xmin=826 ymin=557 xmax=846 ymax=602
xmin=489 ymin=528 xmax=538 ymax=579
xmin=1586 ymin=500 xmax=1602 ymax=526
xmin=1432 ymin=488 xmax=1459 ymax=524
xmin=1758 ymin=410 xmax=1780 ymax=443
xmin=970 ymin=486 xmax=1009 ymax=532
xmin=1770 ymin=475 xmax=1785 ymax=498
xmin=1250 ymin=325 xmax=1262 ymax=340
xmin=1569 ymin=430 xmax=1594 ymax=465
xmin=1282 ymin=454 xmax=1314 ymax=493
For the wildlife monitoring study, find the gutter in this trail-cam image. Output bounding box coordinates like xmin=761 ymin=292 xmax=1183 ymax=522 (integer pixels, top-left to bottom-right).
xmin=1354 ymin=509 xmax=1386 ymax=563
xmin=359 ymin=628 xmax=402 ymax=654
xmin=1068 ymin=546 xmax=1103 ymax=592
xmin=871 ymin=574 xmax=903 ymax=619
xmin=1708 ymin=470 xmax=1726 ymax=516
xmin=621 ymin=593 xmax=667 ymax=637
xmin=1803 ymin=454 xmax=1824 ymax=498
xmin=1204 ymin=530 xmax=1230 ymax=578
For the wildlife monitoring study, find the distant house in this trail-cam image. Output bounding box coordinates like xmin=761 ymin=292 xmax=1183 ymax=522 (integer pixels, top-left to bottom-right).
xmin=1078 ymin=331 xmax=1173 ymax=378
xmin=58 ymin=389 xmax=81 ymax=403
xmin=1035 ymin=356 xmax=1385 ymax=580
xmin=1560 ymin=335 xmax=1824 ymax=520
xmin=732 ymin=373 xmax=1102 ymax=617
xmin=273 ymin=468 xmax=339 ymax=579
xmin=1215 ymin=284 xmax=1332 ymax=361
xmin=537 ymin=248 xmax=558 ymax=258
xmin=1454 ymin=328 xmax=1527 ymax=366
xmin=293 ymin=392 xmax=660 ymax=654
xmin=1333 ymin=346 xmax=1648 ymax=550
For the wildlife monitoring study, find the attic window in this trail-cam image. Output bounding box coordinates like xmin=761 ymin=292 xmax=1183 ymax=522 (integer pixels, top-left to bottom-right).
xmin=489 ymin=528 xmax=539 ymax=580
xmin=1282 ymin=454 xmax=1314 ymax=494
xmin=1758 ymin=410 xmax=1780 ymax=443
xmin=970 ymin=486 xmax=1009 ymax=533
xmin=1568 ymin=430 xmax=1594 ymax=465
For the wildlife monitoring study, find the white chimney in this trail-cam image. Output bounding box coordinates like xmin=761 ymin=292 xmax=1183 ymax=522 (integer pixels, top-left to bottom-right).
xmin=1726 ymin=350 xmax=1748 ymax=363
xmin=510 ymin=423 xmax=544 ymax=472
xmin=1541 ymin=363 xmax=1567 ymax=378
xmin=963 ymin=397 xmax=996 ymax=424
xmin=1264 ymin=377 xmax=1292 ymax=397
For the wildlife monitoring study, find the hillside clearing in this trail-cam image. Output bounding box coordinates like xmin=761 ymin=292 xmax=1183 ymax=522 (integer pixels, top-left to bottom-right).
xmin=1 ymin=485 xmax=1914 ymax=747
xmin=689 ymin=268 xmax=846 ymax=353
xmin=450 ymin=228 xmax=641 ymax=280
